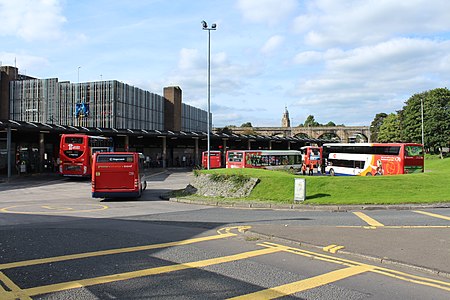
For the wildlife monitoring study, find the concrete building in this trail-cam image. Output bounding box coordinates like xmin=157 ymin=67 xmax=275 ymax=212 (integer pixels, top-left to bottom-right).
xmin=7 ymin=73 xmax=208 ymax=132
xmin=0 ymin=66 xmax=211 ymax=176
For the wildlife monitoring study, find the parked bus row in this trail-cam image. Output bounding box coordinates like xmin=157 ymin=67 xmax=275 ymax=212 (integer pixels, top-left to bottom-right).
xmin=202 ymin=143 xmax=424 ymax=176
xmin=202 ymin=148 xmax=312 ymax=171
xmin=59 ymin=134 xmax=424 ymax=178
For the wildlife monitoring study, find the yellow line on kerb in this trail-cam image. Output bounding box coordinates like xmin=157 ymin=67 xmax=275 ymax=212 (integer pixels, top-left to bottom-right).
xmin=413 ymin=210 xmax=450 ymax=221
xmin=353 ymin=212 xmax=384 ymax=227
xmin=337 ymin=225 xmax=450 ymax=229
xmin=23 ymin=247 xmax=282 ymax=297
xmin=260 ymin=242 xmax=450 ymax=293
xmin=323 ymin=244 xmax=345 ymax=254
xmin=0 ymin=230 xmax=237 ymax=270
xmin=228 ymin=265 xmax=373 ymax=300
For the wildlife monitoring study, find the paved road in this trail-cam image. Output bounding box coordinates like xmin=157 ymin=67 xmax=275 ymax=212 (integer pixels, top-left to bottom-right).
xmin=0 ymin=170 xmax=449 ymax=299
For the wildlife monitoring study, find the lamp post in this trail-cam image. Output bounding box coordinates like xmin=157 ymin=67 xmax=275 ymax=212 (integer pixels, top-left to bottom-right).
xmin=202 ymin=20 xmax=216 ymax=170
xmin=77 ymin=66 xmax=81 ymax=83
xmin=421 ymin=98 xmax=424 ymax=146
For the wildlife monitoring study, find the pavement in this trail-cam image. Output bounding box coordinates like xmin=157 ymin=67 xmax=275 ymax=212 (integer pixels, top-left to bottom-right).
xmin=248 ymin=224 xmax=450 ymax=278
xmin=2 ymin=170 xmax=450 ymax=279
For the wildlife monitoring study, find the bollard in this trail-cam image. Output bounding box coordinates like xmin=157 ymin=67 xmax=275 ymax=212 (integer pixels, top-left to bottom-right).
xmin=294 ymin=178 xmax=306 ymax=202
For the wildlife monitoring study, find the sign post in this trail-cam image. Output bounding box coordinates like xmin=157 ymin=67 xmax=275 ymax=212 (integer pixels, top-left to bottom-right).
xmin=294 ymin=178 xmax=306 ymax=202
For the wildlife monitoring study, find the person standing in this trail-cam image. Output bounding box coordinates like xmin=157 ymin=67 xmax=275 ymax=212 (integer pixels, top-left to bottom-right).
xmin=301 ymin=163 xmax=307 ymax=176
xmin=309 ymin=162 xmax=314 ymax=176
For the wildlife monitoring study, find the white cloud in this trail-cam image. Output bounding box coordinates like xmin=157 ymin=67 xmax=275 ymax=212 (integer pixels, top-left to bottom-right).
xmin=328 ymin=38 xmax=450 ymax=76
xmin=261 ymin=35 xmax=284 ymax=55
xmin=0 ymin=0 xmax=66 ymax=41
xmin=236 ymin=0 xmax=298 ymax=25
xmin=293 ymin=50 xmax=322 ymax=64
xmin=0 ymin=52 xmax=49 ymax=72
xmin=288 ymin=36 xmax=450 ymax=125
xmin=178 ymin=48 xmax=201 ymax=70
xmin=293 ymin=0 xmax=450 ymax=48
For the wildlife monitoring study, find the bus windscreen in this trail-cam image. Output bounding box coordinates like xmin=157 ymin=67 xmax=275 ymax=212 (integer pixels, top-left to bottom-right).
xmin=96 ymin=154 xmax=134 ymax=163
xmin=64 ymin=137 xmax=84 ymax=144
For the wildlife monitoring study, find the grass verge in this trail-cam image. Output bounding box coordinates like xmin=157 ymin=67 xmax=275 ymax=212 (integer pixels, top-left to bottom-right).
xmin=195 ymin=156 xmax=450 ymax=205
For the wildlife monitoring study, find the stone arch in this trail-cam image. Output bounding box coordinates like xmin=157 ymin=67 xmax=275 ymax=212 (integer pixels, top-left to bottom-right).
xmin=318 ymin=132 xmax=341 ymax=141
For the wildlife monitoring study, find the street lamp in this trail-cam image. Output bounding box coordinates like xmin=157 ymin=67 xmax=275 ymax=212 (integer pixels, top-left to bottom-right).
xmin=202 ymin=20 xmax=216 ymax=170
xmin=77 ymin=66 xmax=81 ymax=83
xmin=421 ymin=98 xmax=424 ymax=146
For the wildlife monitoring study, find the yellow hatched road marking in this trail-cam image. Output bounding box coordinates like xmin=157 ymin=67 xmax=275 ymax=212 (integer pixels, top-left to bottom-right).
xmin=0 ymin=271 xmax=32 ymax=300
xmin=228 ymin=265 xmax=374 ymax=300
xmin=413 ymin=210 xmax=450 ymax=221
xmin=0 ymin=230 xmax=239 ymax=270
xmin=353 ymin=212 xmax=384 ymax=227
xmin=23 ymin=247 xmax=282 ymax=297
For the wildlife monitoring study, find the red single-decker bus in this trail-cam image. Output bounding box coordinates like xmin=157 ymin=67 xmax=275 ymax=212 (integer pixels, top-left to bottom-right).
xmin=226 ymin=150 xmax=302 ymax=170
xmin=202 ymin=151 xmax=222 ymax=169
xmin=92 ymin=152 xmax=147 ymax=198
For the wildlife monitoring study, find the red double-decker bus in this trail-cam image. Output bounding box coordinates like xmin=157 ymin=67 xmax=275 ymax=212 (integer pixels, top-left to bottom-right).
xmin=323 ymin=143 xmax=424 ymax=176
xmin=59 ymin=134 xmax=114 ymax=177
xmin=300 ymin=146 xmax=322 ymax=166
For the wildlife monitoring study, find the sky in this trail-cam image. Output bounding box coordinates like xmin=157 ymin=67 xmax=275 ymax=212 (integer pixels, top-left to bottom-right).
xmin=1 ymin=0 xmax=450 ymax=128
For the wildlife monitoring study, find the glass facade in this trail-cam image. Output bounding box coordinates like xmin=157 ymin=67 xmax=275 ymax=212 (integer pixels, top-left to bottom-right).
xmin=181 ymin=103 xmax=209 ymax=132
xmin=9 ymin=78 xmax=59 ymax=124
xmin=9 ymin=79 xmax=206 ymax=131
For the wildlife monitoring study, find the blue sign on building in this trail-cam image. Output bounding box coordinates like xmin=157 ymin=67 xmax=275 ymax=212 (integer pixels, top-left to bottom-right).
xmin=75 ymin=102 xmax=89 ymax=118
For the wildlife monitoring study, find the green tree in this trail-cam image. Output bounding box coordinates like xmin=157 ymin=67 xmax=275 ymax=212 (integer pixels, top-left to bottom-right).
xmin=399 ymin=95 xmax=422 ymax=143
xmin=378 ymin=113 xmax=402 ymax=142
xmin=325 ymin=121 xmax=336 ymax=127
xmin=370 ymin=112 xmax=388 ymax=142
xmin=240 ymin=122 xmax=253 ymax=127
xmin=304 ymin=115 xmax=319 ymax=127
xmin=217 ymin=126 xmax=233 ymax=135
xmin=400 ymin=88 xmax=450 ymax=157
xmin=423 ymin=88 xmax=450 ymax=157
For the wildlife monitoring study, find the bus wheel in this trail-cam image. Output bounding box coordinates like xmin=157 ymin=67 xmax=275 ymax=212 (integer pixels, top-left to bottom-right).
xmin=329 ymin=168 xmax=335 ymax=176
xmin=365 ymin=172 xmax=372 ymax=176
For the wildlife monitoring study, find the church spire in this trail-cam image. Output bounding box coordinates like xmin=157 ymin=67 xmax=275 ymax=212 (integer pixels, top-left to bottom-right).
xmin=282 ymin=106 xmax=290 ymax=128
